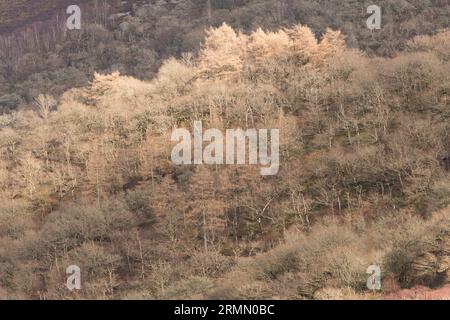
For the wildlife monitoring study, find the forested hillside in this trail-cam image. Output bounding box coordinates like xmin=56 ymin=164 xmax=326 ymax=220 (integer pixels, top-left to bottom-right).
xmin=0 ymin=0 xmax=449 ymax=113
xmin=0 ymin=0 xmax=74 ymax=31
xmin=0 ymin=16 xmax=448 ymax=298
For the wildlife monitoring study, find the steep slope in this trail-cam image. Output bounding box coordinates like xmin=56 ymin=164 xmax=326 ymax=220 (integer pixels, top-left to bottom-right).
xmin=0 ymin=0 xmax=79 ymax=32
xmin=0 ymin=0 xmax=449 ymax=114
xmin=0 ymin=24 xmax=448 ymax=299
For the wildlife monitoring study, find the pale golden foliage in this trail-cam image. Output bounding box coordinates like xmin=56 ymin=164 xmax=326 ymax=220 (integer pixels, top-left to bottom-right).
xmin=285 ymin=25 xmax=318 ymax=64
xmin=246 ymin=28 xmax=291 ymax=64
xmin=84 ymin=71 xmax=121 ymax=106
xmin=199 ymin=23 xmax=246 ymax=78
xmin=84 ymin=71 xmax=152 ymax=115
xmin=315 ymin=28 xmax=346 ymax=67
xmin=152 ymin=57 xmax=195 ymax=101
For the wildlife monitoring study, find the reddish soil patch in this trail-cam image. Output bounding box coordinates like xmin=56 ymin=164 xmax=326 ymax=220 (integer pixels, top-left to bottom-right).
xmin=385 ymin=285 xmax=450 ymax=300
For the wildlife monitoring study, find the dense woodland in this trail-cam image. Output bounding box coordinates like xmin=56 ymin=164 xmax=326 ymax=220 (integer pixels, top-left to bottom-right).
xmin=0 ymin=0 xmax=449 ymax=299
xmin=0 ymin=0 xmax=449 ymax=113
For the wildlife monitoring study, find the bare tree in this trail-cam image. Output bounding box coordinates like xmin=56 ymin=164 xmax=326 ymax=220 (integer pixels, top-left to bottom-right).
xmin=34 ymin=94 xmax=57 ymax=121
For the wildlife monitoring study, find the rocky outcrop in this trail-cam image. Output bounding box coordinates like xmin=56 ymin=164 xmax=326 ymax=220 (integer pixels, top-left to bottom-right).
xmin=406 ymin=237 xmax=450 ymax=287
